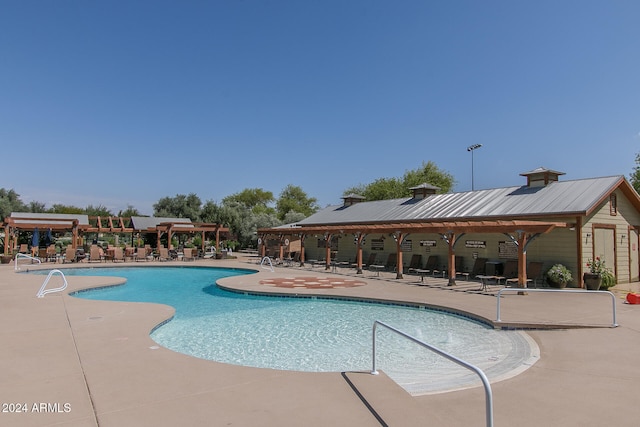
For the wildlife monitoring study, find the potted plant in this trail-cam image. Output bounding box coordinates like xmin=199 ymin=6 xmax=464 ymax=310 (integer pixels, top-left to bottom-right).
xmin=584 ymin=257 xmax=606 ymax=290
xmin=546 ymin=264 xmax=572 ymax=288
xmin=600 ymin=269 xmax=617 ymax=290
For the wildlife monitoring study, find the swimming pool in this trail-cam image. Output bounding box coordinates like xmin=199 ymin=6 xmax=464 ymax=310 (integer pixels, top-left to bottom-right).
xmin=62 ymin=266 xmax=538 ymax=395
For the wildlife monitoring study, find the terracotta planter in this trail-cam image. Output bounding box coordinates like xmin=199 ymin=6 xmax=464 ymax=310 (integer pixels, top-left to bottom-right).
xmin=583 ymin=273 xmax=602 ymax=291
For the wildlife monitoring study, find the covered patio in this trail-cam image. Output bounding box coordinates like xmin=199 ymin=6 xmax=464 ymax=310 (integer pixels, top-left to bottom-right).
xmin=258 ymin=219 xmax=568 ymax=288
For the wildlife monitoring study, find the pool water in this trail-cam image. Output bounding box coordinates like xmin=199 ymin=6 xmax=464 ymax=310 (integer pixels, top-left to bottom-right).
xmin=62 ymin=266 xmax=538 ymax=395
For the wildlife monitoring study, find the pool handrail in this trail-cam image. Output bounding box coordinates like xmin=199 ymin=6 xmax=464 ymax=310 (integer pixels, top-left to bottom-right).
xmin=37 ymin=269 xmax=68 ymax=298
xmin=371 ymin=320 xmax=494 ymax=427
xmin=14 ymin=253 xmax=41 ymax=271
xmin=495 ymin=288 xmax=618 ymax=327
xmin=260 ymin=256 xmax=274 ymax=272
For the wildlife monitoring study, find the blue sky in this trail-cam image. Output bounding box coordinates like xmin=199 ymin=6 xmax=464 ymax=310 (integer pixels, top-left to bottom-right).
xmin=2 ymin=0 xmax=638 ymax=215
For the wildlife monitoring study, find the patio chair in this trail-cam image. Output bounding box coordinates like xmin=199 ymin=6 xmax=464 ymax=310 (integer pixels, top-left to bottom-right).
xmin=183 ymin=248 xmax=195 ymax=261
xmin=458 ymin=257 xmax=487 ymax=281
xmin=135 ymin=247 xmax=148 ymax=262
xmin=112 ymin=247 xmax=125 ymax=262
xmin=46 ymin=244 xmax=57 ymax=262
xmin=423 ymin=255 xmax=439 ymax=274
xmin=63 ymin=246 xmax=76 ymax=263
xmin=505 ymin=261 xmax=544 ymax=287
xmin=89 ymin=245 xmax=104 ymax=263
xmin=158 ymin=247 xmax=171 ymax=261
xmin=363 ymin=252 xmax=377 ymax=268
xmin=384 ymin=253 xmax=397 ymax=271
xmin=406 ymin=254 xmax=423 ymax=273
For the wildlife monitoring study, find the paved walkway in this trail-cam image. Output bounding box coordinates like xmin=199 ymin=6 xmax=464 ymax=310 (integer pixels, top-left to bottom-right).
xmin=1 ymin=255 xmax=639 ymax=426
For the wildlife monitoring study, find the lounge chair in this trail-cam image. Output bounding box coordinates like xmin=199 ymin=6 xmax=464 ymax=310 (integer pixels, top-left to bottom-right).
xmin=505 ymin=261 xmax=544 ymax=287
xmin=112 ymin=247 xmax=125 ymax=262
xmin=384 ymin=253 xmax=397 ymax=271
xmin=203 ymin=246 xmax=216 ymax=259
xmin=183 ymin=248 xmax=195 ymax=261
xmin=406 ymin=254 xmax=423 ymax=273
xmin=89 ymin=245 xmax=104 ymax=262
xmin=422 ymin=255 xmax=439 ymax=274
xmin=158 ymin=247 xmax=171 ymax=261
xmin=45 ymin=244 xmax=57 ymax=262
xmin=501 ymin=260 xmax=519 ymax=282
xmin=458 ymin=257 xmax=487 ymax=281
xmin=63 ymin=246 xmax=76 ymax=263
xmin=135 ymin=247 xmax=148 ymax=262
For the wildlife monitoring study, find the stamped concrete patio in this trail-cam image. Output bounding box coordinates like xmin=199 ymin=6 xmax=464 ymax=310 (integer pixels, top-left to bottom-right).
xmin=1 ymin=253 xmax=639 ymax=426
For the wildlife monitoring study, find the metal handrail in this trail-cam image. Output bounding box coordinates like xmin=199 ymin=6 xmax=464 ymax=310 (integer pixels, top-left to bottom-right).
xmin=260 ymin=256 xmax=274 ymax=272
xmin=496 ymin=288 xmax=618 ymax=327
xmin=371 ymin=320 xmax=494 ymax=427
xmin=14 ymin=253 xmax=41 ymax=271
xmin=36 ymin=269 xmax=68 ymax=298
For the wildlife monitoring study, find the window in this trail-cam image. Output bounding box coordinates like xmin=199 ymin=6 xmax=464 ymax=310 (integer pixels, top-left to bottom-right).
xmin=610 ymin=194 xmax=617 ymax=216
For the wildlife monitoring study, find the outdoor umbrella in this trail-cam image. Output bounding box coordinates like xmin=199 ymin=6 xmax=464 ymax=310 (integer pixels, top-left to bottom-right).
xmin=32 ymin=228 xmax=40 ymax=249
xmin=44 ymin=228 xmax=53 ymax=246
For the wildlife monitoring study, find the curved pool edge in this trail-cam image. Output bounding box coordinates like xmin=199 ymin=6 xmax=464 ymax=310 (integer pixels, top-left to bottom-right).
xmin=26 ymin=263 xmax=539 ymax=395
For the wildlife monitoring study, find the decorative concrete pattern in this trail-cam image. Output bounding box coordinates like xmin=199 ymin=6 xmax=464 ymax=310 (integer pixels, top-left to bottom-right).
xmin=259 ymin=276 xmax=366 ymax=289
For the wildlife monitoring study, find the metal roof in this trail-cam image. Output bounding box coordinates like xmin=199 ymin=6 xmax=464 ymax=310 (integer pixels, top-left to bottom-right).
xmin=130 ymin=216 xmax=194 ymax=231
xmin=298 ymin=175 xmax=626 ymax=226
xmin=8 ymin=212 xmax=90 ymax=226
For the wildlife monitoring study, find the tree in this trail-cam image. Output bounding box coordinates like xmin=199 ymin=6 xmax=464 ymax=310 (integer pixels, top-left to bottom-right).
xmin=631 ymin=152 xmax=640 ymax=194
xmin=275 ymin=184 xmax=319 ymax=221
xmin=153 ymin=193 xmax=202 ymax=220
xmin=28 ymin=201 xmax=47 ymax=213
xmin=49 ymin=204 xmax=84 ymax=214
xmin=343 ymin=161 xmax=455 ymax=201
xmin=118 ymin=205 xmax=142 ymax=218
xmin=223 ymin=188 xmax=275 ymax=215
xmin=0 ymin=188 xmax=27 ymax=220
xmin=85 ymin=204 xmax=113 ymax=217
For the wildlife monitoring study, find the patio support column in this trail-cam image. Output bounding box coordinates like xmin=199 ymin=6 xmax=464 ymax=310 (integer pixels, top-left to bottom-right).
xmin=215 ymin=228 xmax=220 ymax=252
xmin=299 ymin=234 xmax=306 ymax=267
xmin=4 ymin=224 xmax=10 ymax=255
xmin=157 ymin=229 xmax=162 ymax=249
xmin=354 ymin=232 xmax=365 ymax=274
xmin=201 ymin=230 xmax=206 ymax=254
xmin=392 ymin=232 xmax=406 ymax=279
xmin=324 ymin=233 xmax=333 ymax=270
xmin=259 ymin=235 xmax=266 ymax=258
xmin=278 ymin=234 xmax=285 ymax=260
xmin=515 ymin=231 xmax=529 ymax=296
xmin=441 ymin=231 xmax=457 ymax=286
xmin=72 ymin=222 xmax=78 ymax=249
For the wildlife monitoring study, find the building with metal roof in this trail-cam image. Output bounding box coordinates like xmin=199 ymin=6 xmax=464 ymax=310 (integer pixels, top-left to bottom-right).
xmin=259 ymin=168 xmax=640 ymax=287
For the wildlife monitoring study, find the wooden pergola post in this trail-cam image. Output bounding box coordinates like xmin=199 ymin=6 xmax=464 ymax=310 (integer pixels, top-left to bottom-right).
xmin=444 ymin=231 xmax=457 ymax=286
xmin=394 ymin=232 xmax=406 ymax=279
xmin=325 ymin=233 xmax=333 ymax=270
xmin=299 ymin=233 xmax=306 ymax=266
xmin=354 ymin=232 xmax=365 ymax=274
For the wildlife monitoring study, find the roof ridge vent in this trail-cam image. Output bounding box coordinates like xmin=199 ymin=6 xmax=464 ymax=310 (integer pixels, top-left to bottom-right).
xmin=520 ymin=167 xmax=565 ymax=187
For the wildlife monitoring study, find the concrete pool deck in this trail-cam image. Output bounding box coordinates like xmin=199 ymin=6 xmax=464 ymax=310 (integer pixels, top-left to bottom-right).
xmin=1 ymin=255 xmax=639 ymax=426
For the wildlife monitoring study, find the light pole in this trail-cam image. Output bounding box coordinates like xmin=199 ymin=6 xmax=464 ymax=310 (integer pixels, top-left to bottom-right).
xmin=467 ymin=144 xmax=482 ymax=191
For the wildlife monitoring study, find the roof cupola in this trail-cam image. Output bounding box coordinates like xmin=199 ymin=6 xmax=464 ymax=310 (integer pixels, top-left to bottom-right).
xmin=520 ymin=167 xmax=565 ymax=188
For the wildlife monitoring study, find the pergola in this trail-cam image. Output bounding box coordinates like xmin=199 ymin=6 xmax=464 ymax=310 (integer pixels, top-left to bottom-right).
xmin=258 ymin=219 xmax=568 ymax=287
xmin=3 ymin=214 xmax=229 ymax=255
